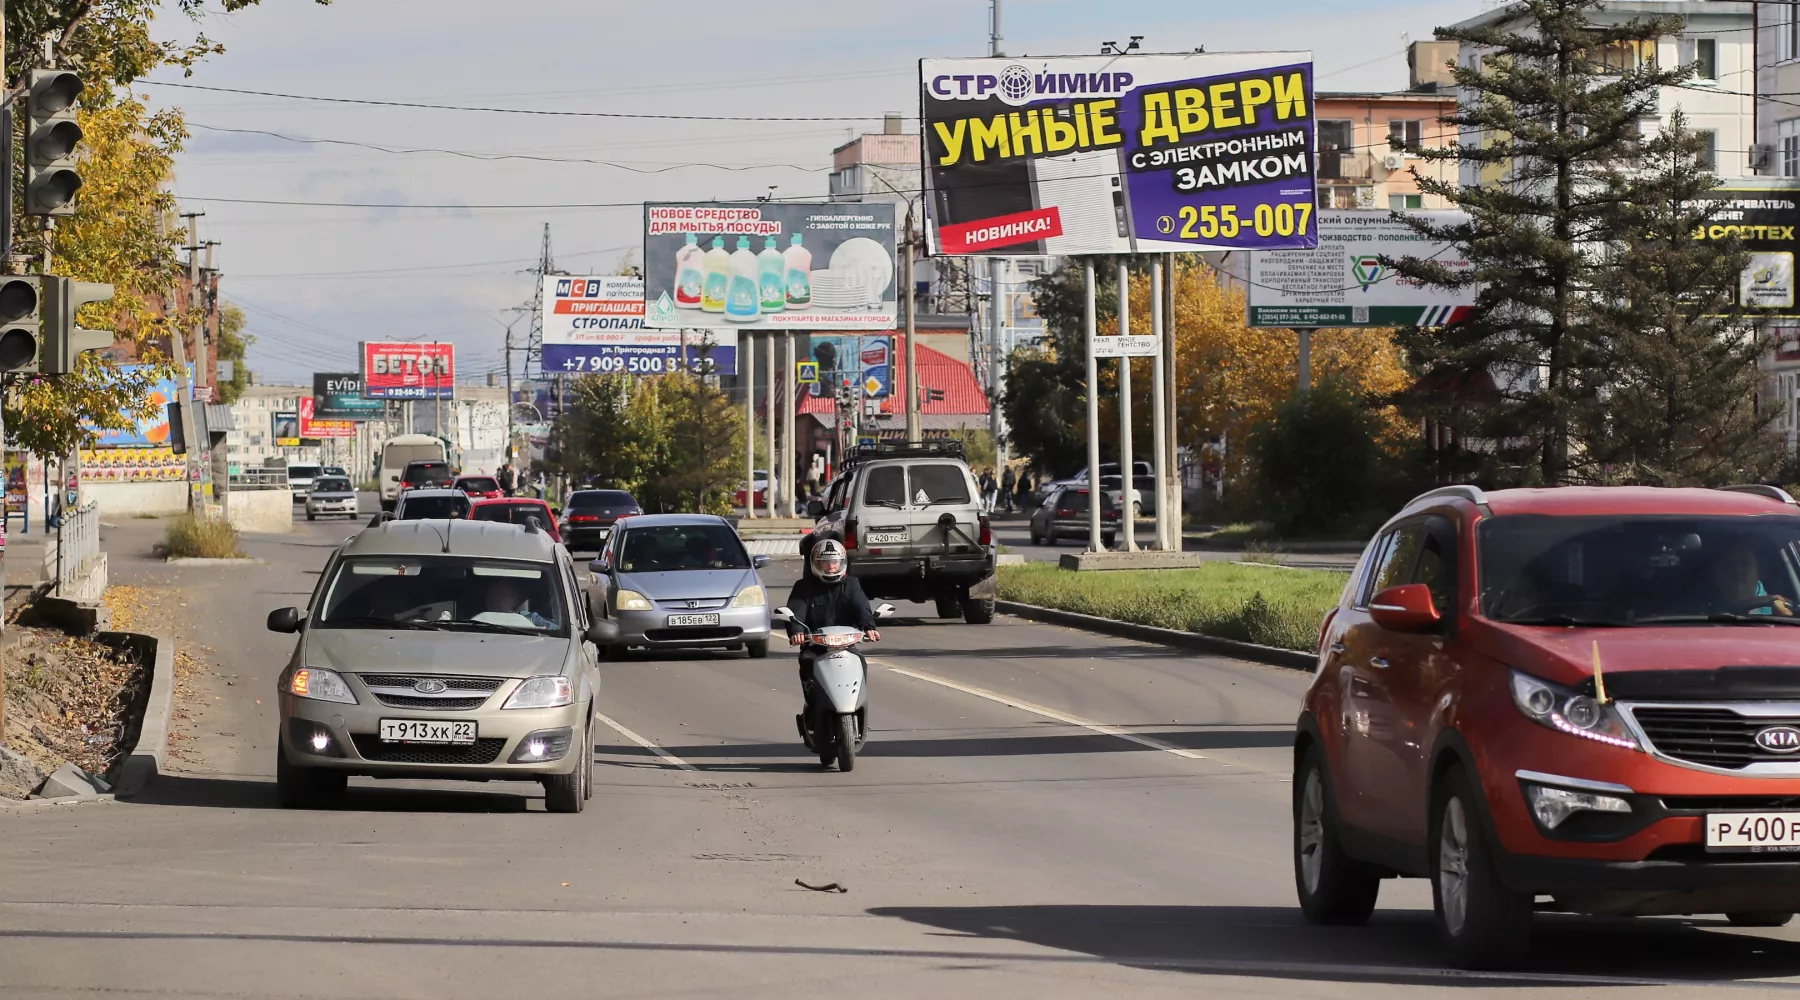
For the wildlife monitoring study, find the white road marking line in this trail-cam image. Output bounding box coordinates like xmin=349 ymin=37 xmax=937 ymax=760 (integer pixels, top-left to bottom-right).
xmin=594 ymin=711 xmax=695 ymax=771
xmin=870 ymin=658 xmax=1213 ymax=762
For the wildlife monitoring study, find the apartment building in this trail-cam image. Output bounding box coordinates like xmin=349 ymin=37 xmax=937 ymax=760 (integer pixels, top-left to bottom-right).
xmin=1316 ymin=42 xmax=1462 ymax=211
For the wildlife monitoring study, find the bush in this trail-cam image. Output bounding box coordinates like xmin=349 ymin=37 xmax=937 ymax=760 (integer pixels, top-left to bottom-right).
xmin=1248 ymin=377 xmax=1401 ymax=538
xmin=164 ymin=514 xmax=244 ymax=559
xmin=996 ymin=562 xmax=1344 ymax=652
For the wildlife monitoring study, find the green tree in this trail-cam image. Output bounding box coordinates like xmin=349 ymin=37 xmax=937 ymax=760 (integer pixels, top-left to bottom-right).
xmin=660 ymin=373 xmax=743 ymax=514
xmin=1248 ymin=379 xmax=1399 ymax=537
xmin=215 ymin=303 xmax=249 ymax=404
xmin=1003 ymin=258 xmax=1118 ymax=476
xmin=1388 ymin=0 xmax=1685 ymax=485
xmin=1585 ymin=113 xmax=1780 ymax=484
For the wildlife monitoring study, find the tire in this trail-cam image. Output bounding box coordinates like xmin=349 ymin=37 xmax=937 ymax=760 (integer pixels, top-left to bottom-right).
xmin=544 ymin=723 xmax=587 ymax=814
xmin=963 ymin=598 xmax=996 ymax=625
xmin=1028 ymin=530 xmax=1041 ymax=546
xmin=1431 ymin=765 xmax=1533 ymax=969
xmin=835 ymin=714 xmax=857 ymax=772
xmin=935 ymin=597 xmax=963 ymax=619
xmin=746 ymin=640 xmax=769 ymax=659
xmin=581 ymin=717 xmax=594 ymax=801
xmin=1727 ymin=912 xmax=1794 ymax=927
xmin=1293 ymin=745 xmax=1380 ymax=925
xmin=306 ymin=512 xmax=316 ymax=521
xmin=604 ymin=644 xmax=628 ymax=661
xmin=275 ymin=745 xmax=346 ymax=809
xmin=1103 ymin=534 xmax=1116 ymax=548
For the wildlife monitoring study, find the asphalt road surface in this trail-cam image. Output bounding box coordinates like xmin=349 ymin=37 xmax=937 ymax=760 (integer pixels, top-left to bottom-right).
xmin=5 ymin=502 xmax=1800 ymax=998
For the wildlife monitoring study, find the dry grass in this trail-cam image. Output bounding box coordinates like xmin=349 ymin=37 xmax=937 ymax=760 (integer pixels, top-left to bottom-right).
xmin=163 ymin=514 xmax=243 ymax=559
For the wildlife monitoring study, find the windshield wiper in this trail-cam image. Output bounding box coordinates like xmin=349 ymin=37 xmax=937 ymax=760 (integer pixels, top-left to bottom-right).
xmin=438 ymin=619 xmax=550 ymax=636
xmin=1501 ymin=614 xmax=1629 ymax=627
xmin=323 ymin=616 xmax=447 ymax=631
xmin=864 ymin=499 xmax=904 ymax=509
xmin=1632 ymin=613 xmax=1800 ymax=626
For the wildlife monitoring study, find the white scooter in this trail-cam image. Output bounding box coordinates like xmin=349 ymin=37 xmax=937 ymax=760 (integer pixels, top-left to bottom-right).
xmin=775 ymin=603 xmax=895 ymax=772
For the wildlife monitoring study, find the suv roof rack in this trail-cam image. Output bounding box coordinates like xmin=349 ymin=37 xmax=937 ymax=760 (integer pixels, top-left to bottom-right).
xmin=1406 ymin=484 xmax=1492 ymax=514
xmin=1720 ymin=484 xmax=1800 ymax=506
xmin=844 ymin=440 xmax=966 ymax=466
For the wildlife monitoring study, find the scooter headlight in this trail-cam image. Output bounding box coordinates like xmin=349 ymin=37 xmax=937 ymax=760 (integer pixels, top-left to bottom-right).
xmin=822 ymin=632 xmax=861 ymax=649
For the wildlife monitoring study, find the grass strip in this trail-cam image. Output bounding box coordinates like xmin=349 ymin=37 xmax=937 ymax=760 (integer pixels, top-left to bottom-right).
xmin=997 ymin=561 xmax=1346 ymax=652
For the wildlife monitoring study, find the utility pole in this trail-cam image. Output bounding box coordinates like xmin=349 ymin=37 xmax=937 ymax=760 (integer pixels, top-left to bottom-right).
xmin=782 ymin=331 xmax=796 ymax=516
xmin=764 ymin=333 xmax=775 ymax=518
xmin=988 ymin=0 xmax=1008 ymax=465
xmin=176 ymin=211 xmax=205 ymax=511
xmin=1117 ymin=260 xmax=1135 ymax=552
xmin=1083 ymin=260 xmax=1101 ymax=552
xmin=743 ymin=332 xmax=756 ymax=518
xmin=904 ymin=201 xmax=920 ymax=444
xmin=1164 ymin=257 xmax=1181 ymax=546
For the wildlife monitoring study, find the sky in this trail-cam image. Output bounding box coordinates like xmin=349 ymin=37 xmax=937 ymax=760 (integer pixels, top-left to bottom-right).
xmin=142 ymin=0 xmax=1492 ymax=387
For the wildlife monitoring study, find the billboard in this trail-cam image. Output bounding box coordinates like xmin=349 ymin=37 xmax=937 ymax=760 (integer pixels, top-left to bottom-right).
xmin=920 ymin=52 xmax=1317 ymax=256
xmin=1248 ymin=210 xmax=1478 ymax=328
xmin=540 ymin=275 xmax=738 ymax=376
xmin=299 ymin=397 xmax=354 ymax=439
xmin=313 ymin=372 xmax=385 ymax=419
xmin=91 ymin=365 xmax=192 ymax=448
xmin=642 ymin=203 xmax=898 ymax=331
xmin=1700 ymin=185 xmax=1800 ymax=318
xmin=273 ymin=411 xmax=300 ymax=447
xmin=362 ymin=341 xmax=455 ymax=400
xmin=807 ymin=335 xmax=892 ymax=399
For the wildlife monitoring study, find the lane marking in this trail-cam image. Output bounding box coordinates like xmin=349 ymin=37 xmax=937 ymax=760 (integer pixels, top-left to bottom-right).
xmin=594 ymin=711 xmax=694 ymax=771
xmin=870 ymin=658 xmax=1212 ymax=762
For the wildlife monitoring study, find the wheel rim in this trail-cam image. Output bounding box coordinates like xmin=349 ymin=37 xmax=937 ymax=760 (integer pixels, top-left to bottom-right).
xmin=1438 ymin=797 xmax=1471 ymax=935
xmin=1298 ymin=769 xmax=1326 ymax=895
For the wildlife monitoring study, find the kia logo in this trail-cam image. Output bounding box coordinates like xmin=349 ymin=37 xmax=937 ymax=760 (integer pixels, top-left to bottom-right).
xmin=1757 ymin=726 xmax=1800 ymax=753
xmin=412 ymin=679 xmax=448 ymax=695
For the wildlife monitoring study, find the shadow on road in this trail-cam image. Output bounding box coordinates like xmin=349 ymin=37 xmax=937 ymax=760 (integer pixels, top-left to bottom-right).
xmin=123 ymin=772 xmax=534 ymax=813
xmin=867 ymin=903 xmax=1800 ymax=988
xmin=617 ymin=726 xmax=1291 ymax=767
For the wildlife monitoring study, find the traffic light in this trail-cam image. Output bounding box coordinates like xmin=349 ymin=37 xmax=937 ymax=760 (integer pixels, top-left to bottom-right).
xmin=0 ymin=275 xmax=42 ymax=370
xmin=25 ymin=69 xmax=84 ymax=217
xmin=927 ymin=388 xmax=946 ymax=402
xmin=41 ymin=276 xmax=113 ymax=373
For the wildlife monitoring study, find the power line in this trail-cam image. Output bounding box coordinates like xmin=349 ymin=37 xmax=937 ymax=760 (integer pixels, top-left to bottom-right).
xmin=140 ymin=79 xmax=915 ymax=123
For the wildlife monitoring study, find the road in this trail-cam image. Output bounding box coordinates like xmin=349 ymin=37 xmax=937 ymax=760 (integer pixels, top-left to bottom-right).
xmin=4 ymin=503 xmax=1800 ymax=998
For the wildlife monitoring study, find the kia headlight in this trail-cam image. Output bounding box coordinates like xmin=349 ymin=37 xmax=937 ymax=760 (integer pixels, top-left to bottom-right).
xmin=614 ymin=589 xmax=653 ymax=611
xmin=287 ymin=667 xmax=357 ymax=705
xmin=731 ymin=585 xmax=766 ymax=609
xmin=1510 ymin=670 xmax=1640 ymax=750
xmin=503 ymin=676 xmax=574 ymax=710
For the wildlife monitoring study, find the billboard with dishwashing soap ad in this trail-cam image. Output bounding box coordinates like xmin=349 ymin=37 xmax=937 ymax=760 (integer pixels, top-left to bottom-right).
xmin=641 ymin=203 xmax=897 ymax=331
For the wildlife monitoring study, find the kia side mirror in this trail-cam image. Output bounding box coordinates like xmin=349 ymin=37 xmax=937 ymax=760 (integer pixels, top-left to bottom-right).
xmin=753 ymin=554 xmax=771 ymax=569
xmin=585 ymin=619 xmax=620 ymax=645
xmin=1369 ymin=584 xmax=1442 ymax=633
xmin=875 ymin=603 xmax=897 ymax=619
xmin=266 ymin=607 xmax=303 ymax=634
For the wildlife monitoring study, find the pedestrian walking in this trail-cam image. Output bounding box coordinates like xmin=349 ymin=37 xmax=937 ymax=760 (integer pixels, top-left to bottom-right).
xmin=1017 ymin=472 xmax=1033 ymax=512
xmin=979 ymin=468 xmax=998 ymax=513
xmin=497 ymin=463 xmax=516 ymax=497
xmin=532 ymin=470 xmax=546 ymax=500
xmin=1000 ymin=466 xmax=1017 ymax=514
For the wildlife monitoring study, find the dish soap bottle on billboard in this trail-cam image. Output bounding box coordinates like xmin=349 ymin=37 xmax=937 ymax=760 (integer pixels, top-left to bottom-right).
xmin=674 ymin=233 xmax=704 ymax=310
xmin=725 ymin=236 xmax=761 ymax=322
xmin=701 ymin=237 xmax=730 ymax=313
xmin=784 ymin=233 xmax=812 ymax=310
xmin=758 ymin=237 xmax=786 ymax=313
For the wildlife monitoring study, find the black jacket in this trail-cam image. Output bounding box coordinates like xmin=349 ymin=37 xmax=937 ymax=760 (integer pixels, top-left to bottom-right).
xmin=784 ymin=574 xmax=874 ymax=638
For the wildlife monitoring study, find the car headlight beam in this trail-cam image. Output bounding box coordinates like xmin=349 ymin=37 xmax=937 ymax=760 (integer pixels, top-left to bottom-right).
xmin=503 ymin=675 xmax=574 ymax=710
xmin=288 ymin=667 xmax=357 ymax=705
xmin=615 ymin=589 xmax=653 ymax=611
xmin=731 ymin=585 xmax=766 ymax=609
xmin=1509 ymin=670 xmax=1640 ymax=750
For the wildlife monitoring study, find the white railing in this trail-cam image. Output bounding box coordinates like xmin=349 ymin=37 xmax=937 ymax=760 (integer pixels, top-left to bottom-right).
xmin=45 ymin=501 xmax=101 ymax=597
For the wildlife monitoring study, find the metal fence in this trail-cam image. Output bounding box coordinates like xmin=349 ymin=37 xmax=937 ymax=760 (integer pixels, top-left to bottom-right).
xmin=46 ymin=501 xmax=101 ymax=597
xmin=230 ymin=468 xmax=290 ymax=491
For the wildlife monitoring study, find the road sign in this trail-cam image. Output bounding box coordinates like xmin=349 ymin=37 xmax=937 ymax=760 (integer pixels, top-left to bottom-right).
xmin=796 ymin=360 xmax=818 ymax=384
xmin=1091 ymin=335 xmax=1161 ymax=358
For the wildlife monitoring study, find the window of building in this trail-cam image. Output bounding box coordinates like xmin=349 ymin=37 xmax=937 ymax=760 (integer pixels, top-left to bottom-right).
xmin=1696 ymin=130 xmax=1718 ymax=171
xmin=1780 ymin=5 xmax=1800 ymax=64
xmin=1388 ymin=119 xmax=1423 ymax=150
xmin=1319 ymin=186 xmax=1370 ymax=210
xmin=1679 ymin=37 xmax=1717 ymax=81
xmin=1594 ymin=38 xmax=1656 ymax=73
xmin=1317 ymin=120 xmax=1354 ymax=180
xmin=1782 ymin=120 xmax=1800 ymax=177
xmin=1388 ymin=194 xmax=1423 ymax=211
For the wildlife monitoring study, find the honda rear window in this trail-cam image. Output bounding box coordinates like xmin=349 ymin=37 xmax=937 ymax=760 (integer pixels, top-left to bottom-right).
xmin=909 ymin=464 xmax=970 ymax=506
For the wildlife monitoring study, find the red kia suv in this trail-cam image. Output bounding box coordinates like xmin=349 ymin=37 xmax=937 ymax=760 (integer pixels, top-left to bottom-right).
xmin=1296 ymin=484 xmax=1800 ymax=968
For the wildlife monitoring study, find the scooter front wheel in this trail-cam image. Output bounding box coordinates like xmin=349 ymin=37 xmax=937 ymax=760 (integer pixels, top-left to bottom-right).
xmin=835 ymin=714 xmax=858 ymax=772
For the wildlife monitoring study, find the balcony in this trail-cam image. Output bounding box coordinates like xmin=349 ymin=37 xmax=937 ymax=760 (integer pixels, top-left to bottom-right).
xmin=1318 ymin=150 xmax=1372 ymax=181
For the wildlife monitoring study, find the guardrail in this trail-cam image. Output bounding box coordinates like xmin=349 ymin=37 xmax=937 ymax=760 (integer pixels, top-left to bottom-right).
xmin=230 ymin=468 xmax=290 ymax=491
xmin=45 ymin=501 xmax=102 ymax=600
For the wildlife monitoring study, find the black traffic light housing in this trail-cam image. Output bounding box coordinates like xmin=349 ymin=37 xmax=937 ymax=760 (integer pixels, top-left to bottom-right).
xmin=42 ymin=277 xmax=113 ymax=373
xmin=0 ymin=275 xmax=43 ymax=371
xmin=25 ymin=69 xmax=84 ymax=217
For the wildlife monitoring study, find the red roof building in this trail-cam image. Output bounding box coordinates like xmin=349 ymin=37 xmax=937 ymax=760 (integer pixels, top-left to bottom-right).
xmin=793 ymin=335 xmax=990 ymax=484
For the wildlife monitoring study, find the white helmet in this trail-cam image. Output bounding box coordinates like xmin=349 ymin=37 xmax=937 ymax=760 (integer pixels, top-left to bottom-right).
xmin=811 ymin=538 xmax=847 ymax=583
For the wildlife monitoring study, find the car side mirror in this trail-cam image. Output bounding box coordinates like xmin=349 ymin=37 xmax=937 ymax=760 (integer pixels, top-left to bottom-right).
xmin=753 ymin=554 xmax=771 ymax=569
xmin=1369 ymin=584 xmax=1442 ymax=633
xmin=388 ymin=474 xmax=400 ymax=482
xmin=585 ymin=618 xmax=621 ymax=645
xmin=804 ymin=499 xmax=826 ymax=518
xmin=773 ymin=606 xmax=794 ymax=622
xmin=875 ymin=603 xmax=897 ymax=619
xmin=266 ymin=607 xmax=304 ymax=634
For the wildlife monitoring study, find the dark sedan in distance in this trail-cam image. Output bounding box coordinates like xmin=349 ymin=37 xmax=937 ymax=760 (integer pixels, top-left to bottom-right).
xmin=559 ymin=490 xmax=641 ymax=550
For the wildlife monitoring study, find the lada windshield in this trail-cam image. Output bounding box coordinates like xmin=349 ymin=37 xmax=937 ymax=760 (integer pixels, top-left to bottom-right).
xmin=1479 ymin=514 xmax=1800 ymax=626
xmin=317 ymin=556 xmax=567 ymax=635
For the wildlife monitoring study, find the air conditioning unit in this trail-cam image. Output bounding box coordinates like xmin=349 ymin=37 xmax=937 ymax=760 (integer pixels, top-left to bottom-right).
xmin=1752 ymin=142 xmax=1776 ymax=173
xmin=1382 ymin=152 xmax=1407 ymax=171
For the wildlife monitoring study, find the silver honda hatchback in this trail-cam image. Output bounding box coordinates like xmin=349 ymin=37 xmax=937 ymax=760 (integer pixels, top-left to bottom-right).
xmin=267 ymin=519 xmax=619 ymax=812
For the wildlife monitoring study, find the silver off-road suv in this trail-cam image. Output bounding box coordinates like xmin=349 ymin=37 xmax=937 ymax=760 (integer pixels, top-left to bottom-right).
xmin=804 ymin=442 xmax=996 ymax=624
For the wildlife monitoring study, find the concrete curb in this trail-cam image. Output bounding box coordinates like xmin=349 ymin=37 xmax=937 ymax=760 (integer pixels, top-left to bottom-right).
xmin=994 ymin=600 xmax=1317 ymax=671
xmin=165 ymin=556 xmax=264 ymax=565
xmin=100 ymin=631 xmax=174 ymax=799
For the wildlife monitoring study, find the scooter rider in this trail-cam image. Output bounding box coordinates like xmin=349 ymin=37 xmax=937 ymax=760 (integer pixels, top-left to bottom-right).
xmin=786 ymin=538 xmax=879 ymax=693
